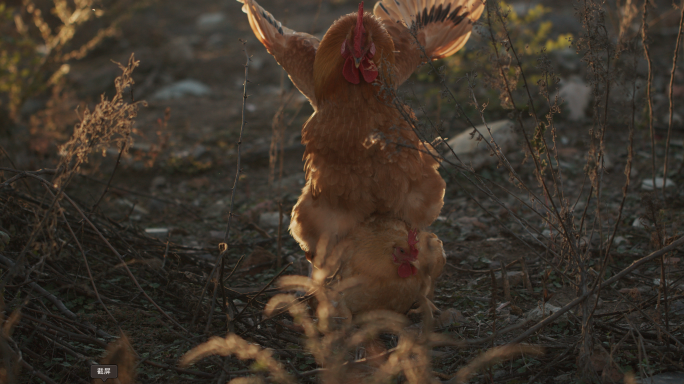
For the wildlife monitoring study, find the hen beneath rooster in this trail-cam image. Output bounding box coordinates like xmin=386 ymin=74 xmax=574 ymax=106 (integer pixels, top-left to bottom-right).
xmin=321 ymin=217 xmax=446 ymax=317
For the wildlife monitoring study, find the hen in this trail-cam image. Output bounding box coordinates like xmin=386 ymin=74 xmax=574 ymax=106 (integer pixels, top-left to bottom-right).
xmin=239 ymin=0 xmax=484 ymax=263
xmin=327 ymin=217 xmax=446 ymax=316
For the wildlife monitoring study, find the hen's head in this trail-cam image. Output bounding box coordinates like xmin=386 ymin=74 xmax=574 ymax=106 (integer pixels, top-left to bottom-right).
xmin=313 ymin=1 xmax=395 ymax=101
xmin=392 ymin=229 xmax=420 ymax=278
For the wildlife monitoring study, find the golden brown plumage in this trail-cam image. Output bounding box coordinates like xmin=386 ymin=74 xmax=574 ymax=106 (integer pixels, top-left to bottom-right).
xmin=239 ymin=0 xmax=484 ymax=263
xmin=326 ymin=217 xmax=446 ymax=316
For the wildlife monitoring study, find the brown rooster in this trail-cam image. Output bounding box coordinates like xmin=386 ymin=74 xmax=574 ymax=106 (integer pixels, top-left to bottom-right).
xmin=326 ymin=217 xmax=446 ymax=316
xmin=239 ymin=0 xmax=484 ymax=264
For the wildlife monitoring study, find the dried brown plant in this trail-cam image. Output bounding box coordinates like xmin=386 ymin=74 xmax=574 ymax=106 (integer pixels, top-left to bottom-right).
xmin=54 ymin=53 xmax=143 ymax=190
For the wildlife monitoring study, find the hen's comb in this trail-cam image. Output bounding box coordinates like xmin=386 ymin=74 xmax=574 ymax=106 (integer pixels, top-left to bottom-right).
xmin=354 ymin=1 xmax=365 ymax=56
xmin=408 ymin=229 xmax=418 ymax=247
xmin=408 ymin=229 xmax=419 ymax=259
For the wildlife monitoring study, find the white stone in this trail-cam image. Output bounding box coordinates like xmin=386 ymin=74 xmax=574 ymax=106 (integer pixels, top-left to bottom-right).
xmin=145 ymin=228 xmax=169 ymax=238
xmin=259 ymin=212 xmax=290 ymax=228
xmin=442 ymin=120 xmax=517 ymax=170
xmin=151 ymin=79 xmax=211 ymax=100
xmin=559 ymin=76 xmax=591 ymax=121
xmin=640 ymin=372 xmax=684 ymax=384
xmin=196 ymin=12 xmax=226 ymax=30
xmin=525 ymin=303 xmax=568 ymax=322
xmin=204 ymin=199 xmax=226 ymax=218
xmin=641 ymin=177 xmax=676 ymax=190
xmin=632 ymin=217 xmax=649 ymax=229
xmin=115 ymin=198 xmax=149 ymax=215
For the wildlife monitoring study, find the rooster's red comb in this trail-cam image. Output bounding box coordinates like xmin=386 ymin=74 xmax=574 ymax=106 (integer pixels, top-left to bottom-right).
xmin=354 ymin=2 xmax=365 ymax=56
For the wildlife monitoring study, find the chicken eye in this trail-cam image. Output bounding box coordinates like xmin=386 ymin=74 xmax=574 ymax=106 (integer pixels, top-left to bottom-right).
xmin=399 ymin=248 xmax=405 ymax=254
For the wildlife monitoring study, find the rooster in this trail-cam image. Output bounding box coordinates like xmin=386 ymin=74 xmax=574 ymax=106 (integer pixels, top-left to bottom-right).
xmin=239 ymin=0 xmax=484 ymax=264
xmin=326 ymin=217 xmax=446 ymax=316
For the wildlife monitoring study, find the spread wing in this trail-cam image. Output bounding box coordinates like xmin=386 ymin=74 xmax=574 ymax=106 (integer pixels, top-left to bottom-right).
xmin=373 ymin=0 xmax=485 ymax=86
xmin=239 ymin=0 xmax=320 ymax=106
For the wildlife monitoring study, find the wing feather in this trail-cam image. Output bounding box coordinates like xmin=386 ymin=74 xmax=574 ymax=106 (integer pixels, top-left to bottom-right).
xmin=239 ymin=0 xmax=319 ymax=106
xmin=373 ymin=0 xmax=484 ymax=86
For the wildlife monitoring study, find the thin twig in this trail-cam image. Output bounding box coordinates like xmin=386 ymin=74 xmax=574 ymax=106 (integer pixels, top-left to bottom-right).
xmin=88 ymin=138 xmax=128 ymax=217
xmin=642 ymin=1 xmax=657 ymax=197
xmin=663 ymin=0 xmax=684 ymax=196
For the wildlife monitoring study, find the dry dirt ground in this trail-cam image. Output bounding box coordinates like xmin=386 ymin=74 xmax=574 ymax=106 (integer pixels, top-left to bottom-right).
xmin=2 ymin=0 xmax=684 ymax=383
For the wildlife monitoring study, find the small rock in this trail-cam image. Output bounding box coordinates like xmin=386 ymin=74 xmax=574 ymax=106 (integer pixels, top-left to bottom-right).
xmin=145 ymin=228 xmax=169 ymax=238
xmin=619 ymin=287 xmax=645 ymax=296
xmin=0 ymin=231 xmax=9 ymax=251
xmin=130 ymin=142 xmax=151 ymax=152
xmin=173 ymin=149 xmax=191 ymax=159
xmin=613 ymin=236 xmax=628 ymax=246
xmin=662 ymin=112 xmax=683 ymax=125
xmin=115 ymin=198 xmax=149 ymax=215
xmin=151 ymin=79 xmax=211 ymax=100
xmin=259 ymin=212 xmax=290 ymax=228
xmin=671 ymin=300 xmax=684 ymax=315
xmin=204 ymin=199 xmax=226 ymax=218
xmin=559 ymin=76 xmax=591 ymax=121
xmin=192 ymin=144 xmax=208 ymax=159
xmin=554 ymin=373 xmax=573 ymax=382
xmin=196 ymin=12 xmax=227 ymax=31
xmin=632 ymin=217 xmax=649 ymax=229
xmin=640 ymin=372 xmax=684 ymax=384
xmin=442 ymin=120 xmax=517 ymax=170
xmin=151 ymin=176 xmax=166 ymax=189
xmin=641 ymin=177 xmax=676 ymax=190
xmin=525 ymin=303 xmax=568 ymax=322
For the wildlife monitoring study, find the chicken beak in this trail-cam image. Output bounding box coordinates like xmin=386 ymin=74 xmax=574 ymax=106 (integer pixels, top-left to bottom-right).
xmin=354 ymin=56 xmax=362 ymax=68
xmin=409 ymin=259 xmax=420 ymax=270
